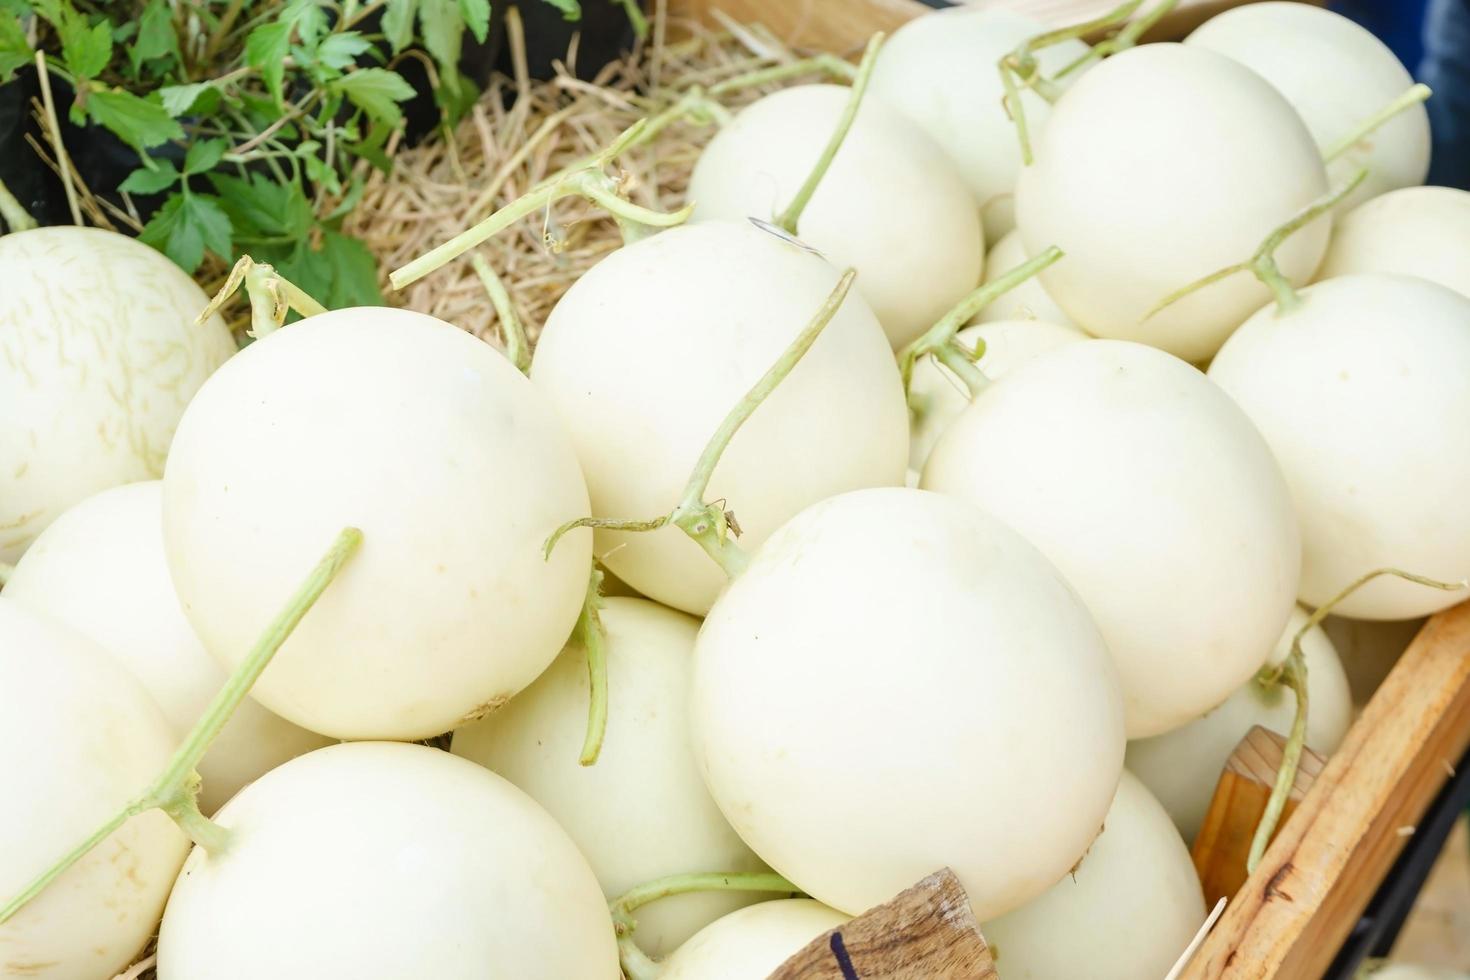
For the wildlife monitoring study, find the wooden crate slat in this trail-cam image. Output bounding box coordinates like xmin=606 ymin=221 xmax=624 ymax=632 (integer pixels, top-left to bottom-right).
xmin=1191 ymin=727 xmax=1328 ymax=908
xmin=662 ymin=0 xmax=1326 ymax=51
xmin=769 ymin=869 xmax=997 ymax=979
xmin=1180 ymin=601 xmax=1470 ymax=979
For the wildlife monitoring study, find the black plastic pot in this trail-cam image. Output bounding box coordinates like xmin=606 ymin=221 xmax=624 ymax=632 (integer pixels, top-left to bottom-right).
xmin=351 ymin=4 xmax=508 ymax=146
xmin=506 ymin=0 xmax=640 ymax=82
xmin=0 ymin=9 xmax=508 ymax=230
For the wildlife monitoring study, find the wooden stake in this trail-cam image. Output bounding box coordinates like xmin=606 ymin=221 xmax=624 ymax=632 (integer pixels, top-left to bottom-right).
xmin=1181 ymin=600 xmax=1470 ymax=979
xmin=1191 ymin=726 xmax=1326 ymax=908
xmin=770 ymin=868 xmax=997 ymax=979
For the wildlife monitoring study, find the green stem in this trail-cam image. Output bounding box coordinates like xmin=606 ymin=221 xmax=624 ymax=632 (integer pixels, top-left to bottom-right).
xmin=0 ymin=177 xmax=36 ymax=232
xmin=163 ymin=792 xmax=232 ymax=852
xmin=197 ymin=256 xmax=328 ymax=337
xmin=934 ymin=341 xmax=991 ymax=398
xmin=1145 ymin=168 xmax=1369 ymax=321
xmin=149 ymin=527 xmax=361 ymax=799
xmin=0 ymin=528 xmax=362 ymax=926
xmin=1246 ymin=645 xmax=1308 ymax=874
xmin=577 ymin=570 xmax=609 ymax=767
xmin=1246 ymin=566 xmax=1465 ymax=872
xmin=610 ymin=871 xmax=803 ymax=980
xmin=1000 ymin=0 xmax=1152 ymax=164
xmin=664 ymin=268 xmax=858 ymax=573
xmin=1324 ymin=83 xmax=1433 ymax=163
xmin=469 ymin=254 xmax=531 ymax=374
xmin=202 ymin=0 xmax=247 ymax=64
xmin=1055 ymin=0 xmax=1179 ymax=80
xmin=543 ymin=270 xmax=859 ymax=580
xmin=615 ymin=0 xmax=649 ymax=40
xmin=998 ymin=62 xmax=1034 ymax=167
xmin=774 ymin=33 xmax=884 ymax=236
xmin=707 ymin=52 xmax=858 ymax=97
xmin=390 ymin=137 xmax=693 ymax=291
xmin=898 ymin=246 xmax=1063 ymax=394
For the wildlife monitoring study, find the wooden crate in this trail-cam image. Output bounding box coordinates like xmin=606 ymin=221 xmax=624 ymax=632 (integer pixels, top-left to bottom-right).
xmin=664 ymin=0 xmax=1324 ymax=56
xmin=665 ymin=0 xmax=1470 ymax=976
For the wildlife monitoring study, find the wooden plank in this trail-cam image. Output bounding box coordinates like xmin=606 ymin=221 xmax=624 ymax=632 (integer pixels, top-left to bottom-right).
xmin=1180 ymin=601 xmax=1470 ymax=979
xmin=666 ymin=0 xmax=929 ymax=55
xmin=983 ymin=0 xmax=1325 ymax=40
xmin=769 ymin=868 xmax=997 ymax=979
xmin=1190 ymin=726 xmax=1327 ymax=908
xmin=663 ymin=0 xmax=1324 ymax=52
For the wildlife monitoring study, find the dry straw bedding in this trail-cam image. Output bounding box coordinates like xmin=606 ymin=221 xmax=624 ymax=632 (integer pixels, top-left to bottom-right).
xmin=348 ymin=5 xmax=855 ymax=348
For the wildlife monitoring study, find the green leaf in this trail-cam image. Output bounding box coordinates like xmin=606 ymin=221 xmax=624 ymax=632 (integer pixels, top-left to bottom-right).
xmin=418 ymin=0 xmax=463 ymax=83
xmin=287 ymin=0 xmax=328 ymax=47
xmin=326 ymin=173 xmax=367 ymax=222
xmin=0 ymin=13 xmax=31 ymax=83
xmin=274 ymin=230 xmax=381 ymax=308
xmin=61 ymin=17 xmax=112 ymax=79
xmin=459 ymin=0 xmax=491 ymax=42
xmin=344 ymin=118 xmax=394 ymax=172
xmin=85 ymin=87 xmax=185 ymax=152
xmin=139 ymin=192 xmax=233 ymax=272
xmin=209 ymin=172 xmax=314 ymax=239
xmin=118 ymin=159 xmax=180 ymax=194
xmin=333 ymin=68 xmax=414 ymax=125
xmin=302 ymin=148 xmax=342 ymax=195
xmin=130 ymin=0 xmax=179 ymax=75
xmin=434 ymin=67 xmax=479 ymax=120
xmin=315 ymin=31 xmax=372 ymax=71
xmin=184 ymin=138 xmax=228 ymax=176
xmin=318 ymin=231 xmax=383 ymax=306
xmin=159 ymin=82 xmax=212 ymax=116
xmin=381 ymin=0 xmax=418 ymax=53
xmin=244 ymin=21 xmax=292 ymax=104
xmin=540 ymin=0 xmax=581 ymax=20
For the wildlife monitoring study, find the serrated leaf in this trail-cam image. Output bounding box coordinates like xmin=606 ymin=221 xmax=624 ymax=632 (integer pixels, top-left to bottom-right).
xmin=0 ymin=13 xmax=31 ymax=83
xmin=326 ymin=173 xmax=367 ymax=222
xmin=85 ymin=87 xmax=184 ymax=152
xmin=139 ymin=192 xmax=233 ymax=272
xmin=302 ymin=149 xmax=342 ymax=196
xmin=344 ymin=118 xmax=394 ymax=173
xmin=287 ymin=0 xmax=328 ymax=47
xmin=381 ymin=0 xmax=418 ymax=53
xmin=184 ymin=138 xmax=227 ymax=175
xmin=62 ymin=17 xmax=111 ymax=78
xmin=159 ymin=82 xmax=212 ymax=116
xmin=274 ymin=231 xmax=381 ymax=308
xmin=418 ymin=0 xmax=463 ymax=83
xmin=118 ymin=159 xmax=180 ymax=194
xmin=244 ymin=21 xmax=292 ymax=103
xmin=315 ymin=31 xmax=372 ymax=70
xmin=333 ymin=67 xmax=414 ymax=125
xmin=209 ymin=172 xmax=314 ymax=239
xmin=458 ymin=0 xmax=491 ymax=41
xmin=130 ymin=0 xmax=179 ymax=74
xmin=317 ymin=231 xmax=383 ymax=305
xmin=540 ymin=0 xmax=581 ymax=20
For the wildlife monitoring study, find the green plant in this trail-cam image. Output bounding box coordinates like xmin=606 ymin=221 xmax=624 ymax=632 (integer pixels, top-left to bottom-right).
xmin=0 ymin=0 xmax=507 ymax=304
